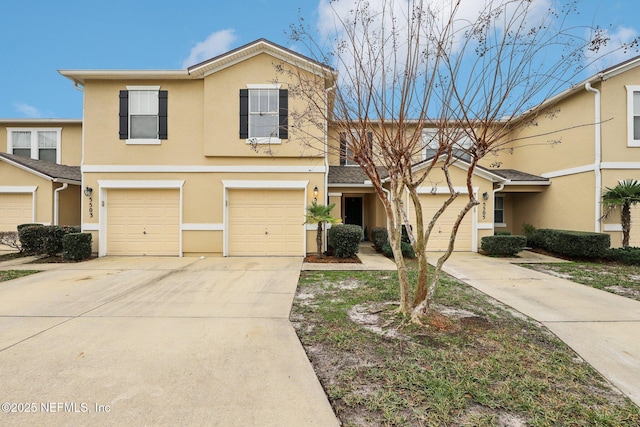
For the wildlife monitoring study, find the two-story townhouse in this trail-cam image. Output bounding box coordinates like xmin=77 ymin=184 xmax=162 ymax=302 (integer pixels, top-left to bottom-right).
xmin=489 ymin=56 xmax=640 ymax=247
xmin=60 ymin=39 xmax=333 ymax=257
xmin=0 ymin=118 xmax=82 ymax=232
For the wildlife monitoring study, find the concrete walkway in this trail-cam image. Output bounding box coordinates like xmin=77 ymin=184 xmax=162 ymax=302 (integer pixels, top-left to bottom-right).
xmin=436 ymin=251 xmax=640 ymax=407
xmin=0 ymin=256 xmax=339 ymax=426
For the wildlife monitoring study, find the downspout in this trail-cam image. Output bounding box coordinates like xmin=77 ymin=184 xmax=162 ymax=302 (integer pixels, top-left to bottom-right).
xmin=492 ymin=182 xmax=505 ymax=234
xmin=53 ymin=183 xmax=68 ymax=226
xmin=585 ymin=82 xmax=602 ymax=232
xmin=324 ymin=77 xmax=337 ymax=251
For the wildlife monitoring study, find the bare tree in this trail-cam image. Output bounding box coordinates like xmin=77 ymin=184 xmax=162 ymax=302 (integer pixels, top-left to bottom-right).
xmin=285 ymin=0 xmax=638 ymax=320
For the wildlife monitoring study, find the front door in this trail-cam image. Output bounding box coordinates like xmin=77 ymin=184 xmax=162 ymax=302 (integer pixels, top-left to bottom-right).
xmin=344 ymin=197 xmax=363 ymax=228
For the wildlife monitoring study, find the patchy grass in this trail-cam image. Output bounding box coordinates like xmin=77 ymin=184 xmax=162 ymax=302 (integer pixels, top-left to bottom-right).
xmin=0 ymin=270 xmax=39 ymax=282
xmin=520 ymin=262 xmax=640 ymax=301
xmin=291 ymin=264 xmax=640 ymax=426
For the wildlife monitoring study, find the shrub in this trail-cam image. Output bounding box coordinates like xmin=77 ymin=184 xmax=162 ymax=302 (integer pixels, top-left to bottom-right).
xmin=536 ymin=229 xmax=610 ymax=259
xmin=604 ymin=247 xmax=640 ymax=265
xmin=522 ymin=223 xmax=541 ymax=248
xmin=382 ymin=241 xmax=416 ymax=259
xmin=371 ymin=227 xmax=389 ymax=252
xmin=328 ymin=224 xmax=362 ymax=258
xmin=494 ymin=230 xmax=512 ymax=236
xmin=18 ymin=224 xmax=45 ymax=254
xmin=481 ymin=235 xmax=527 ymax=256
xmin=42 ymin=226 xmax=81 ymax=256
xmin=62 ymin=233 xmax=92 ymax=261
xmin=0 ymin=231 xmax=21 ymax=250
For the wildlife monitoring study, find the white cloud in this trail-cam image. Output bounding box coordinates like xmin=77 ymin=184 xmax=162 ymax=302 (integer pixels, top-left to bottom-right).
xmin=14 ymin=103 xmax=52 ymax=118
xmin=584 ymin=25 xmax=640 ymax=72
xmin=182 ymin=29 xmax=237 ymax=68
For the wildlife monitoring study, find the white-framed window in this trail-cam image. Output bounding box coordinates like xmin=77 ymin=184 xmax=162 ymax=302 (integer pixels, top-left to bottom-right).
xmin=494 ymin=195 xmax=505 ymax=226
xmin=339 ymin=131 xmax=373 ymax=166
xmin=249 ymin=89 xmax=279 ymax=139
xmin=626 ymin=85 xmax=640 ymax=147
xmin=421 ymin=128 xmax=473 ymax=160
xmin=6 ymin=128 xmax=61 ymax=163
xmin=124 ymin=85 xmax=162 ymax=145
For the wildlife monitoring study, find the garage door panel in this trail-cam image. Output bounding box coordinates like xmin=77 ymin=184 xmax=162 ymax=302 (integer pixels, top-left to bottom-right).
xmin=410 ymin=194 xmax=473 ymax=251
xmin=107 ymin=189 xmax=179 ymax=256
xmin=0 ymin=193 xmax=32 ymax=232
xmin=228 ymin=189 xmax=304 ymax=256
xmin=631 ymin=205 xmax=640 ymax=247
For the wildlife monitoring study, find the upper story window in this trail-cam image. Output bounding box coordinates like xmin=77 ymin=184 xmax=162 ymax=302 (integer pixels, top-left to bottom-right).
xmin=339 ymin=131 xmax=373 ymax=166
xmin=239 ymin=85 xmax=288 ymax=143
xmin=7 ymin=128 xmax=61 ymax=163
xmin=422 ymin=128 xmax=473 ymax=161
xmin=626 ymin=85 xmax=640 ymax=147
xmin=119 ymin=86 xmax=168 ymax=145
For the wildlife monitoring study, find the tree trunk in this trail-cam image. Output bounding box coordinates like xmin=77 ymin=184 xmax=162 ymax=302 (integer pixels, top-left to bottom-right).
xmin=317 ymin=221 xmax=323 ymax=258
xmin=622 ymin=203 xmax=631 ymax=248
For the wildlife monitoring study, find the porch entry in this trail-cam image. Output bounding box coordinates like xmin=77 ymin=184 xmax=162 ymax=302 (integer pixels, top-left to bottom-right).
xmin=344 ymin=196 xmax=363 ymax=228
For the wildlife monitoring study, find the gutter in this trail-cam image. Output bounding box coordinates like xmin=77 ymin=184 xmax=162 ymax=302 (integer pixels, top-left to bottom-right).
xmin=585 ymin=82 xmax=602 ymax=232
xmin=53 ymin=183 xmax=68 ymax=226
xmin=324 ymin=77 xmax=337 ymax=251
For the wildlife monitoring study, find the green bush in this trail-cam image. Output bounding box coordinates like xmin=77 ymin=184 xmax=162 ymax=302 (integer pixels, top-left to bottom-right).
xmin=17 ymin=224 xmax=45 ymax=254
xmin=604 ymin=247 xmax=640 ymax=265
xmin=536 ymin=229 xmax=610 ymax=259
xmin=62 ymin=233 xmax=92 ymax=261
xmin=328 ymin=224 xmax=362 ymax=258
xmin=43 ymin=225 xmax=81 ymax=256
xmin=481 ymin=235 xmax=527 ymax=256
xmin=382 ymin=241 xmax=416 ymax=259
xmin=522 ymin=223 xmax=538 ymax=247
xmin=371 ymin=227 xmax=389 ymax=252
xmin=494 ymin=230 xmax=512 ymax=236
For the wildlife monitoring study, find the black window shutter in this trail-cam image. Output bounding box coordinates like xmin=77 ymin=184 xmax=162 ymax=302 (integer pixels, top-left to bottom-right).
xmin=158 ymin=90 xmax=168 ymax=139
xmin=119 ymin=90 xmax=129 ymax=139
xmin=339 ymin=132 xmax=347 ymax=165
xmin=239 ymin=89 xmax=249 ymax=139
xmin=279 ymin=89 xmax=288 ymax=139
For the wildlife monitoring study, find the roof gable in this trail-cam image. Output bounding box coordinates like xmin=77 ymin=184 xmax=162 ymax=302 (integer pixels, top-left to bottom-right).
xmin=0 ymin=153 xmax=81 ymax=184
xmin=187 ymin=39 xmax=333 ymax=79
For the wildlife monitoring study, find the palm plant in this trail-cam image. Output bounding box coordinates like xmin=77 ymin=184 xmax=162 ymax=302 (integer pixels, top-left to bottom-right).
xmin=602 ymin=179 xmax=640 ymax=248
xmin=304 ymin=201 xmax=340 ymax=258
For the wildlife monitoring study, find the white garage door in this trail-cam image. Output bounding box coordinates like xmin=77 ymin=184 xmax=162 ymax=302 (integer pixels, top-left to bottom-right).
xmin=409 ymin=194 xmax=473 ymax=251
xmin=0 ymin=193 xmax=32 ymax=232
xmin=631 ymin=205 xmax=640 ymax=247
xmin=228 ymin=189 xmax=304 ymax=256
xmin=107 ymin=189 xmax=180 ymax=256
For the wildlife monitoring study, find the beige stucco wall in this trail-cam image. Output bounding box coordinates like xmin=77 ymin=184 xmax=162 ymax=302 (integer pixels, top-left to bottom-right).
xmin=56 ymin=183 xmax=81 ymax=226
xmin=0 ymin=163 xmax=53 ymax=224
xmin=0 ymin=120 xmax=82 ymax=166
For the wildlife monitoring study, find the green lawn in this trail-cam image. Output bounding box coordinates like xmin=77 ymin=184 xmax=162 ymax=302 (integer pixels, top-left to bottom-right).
xmin=0 ymin=270 xmax=40 ymax=282
xmin=291 ymin=264 xmax=640 ymax=426
xmin=520 ymin=262 xmax=640 ymax=302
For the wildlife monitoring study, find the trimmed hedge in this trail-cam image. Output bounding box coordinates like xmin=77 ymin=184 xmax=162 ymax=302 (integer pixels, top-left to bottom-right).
xmin=494 ymin=230 xmax=512 ymax=236
xmin=481 ymin=235 xmax=527 ymax=256
xmin=62 ymin=233 xmax=92 ymax=261
xmin=328 ymin=224 xmax=362 ymax=258
xmin=382 ymin=241 xmax=416 ymax=259
xmin=43 ymin=226 xmax=81 ymax=256
xmin=371 ymin=227 xmax=389 ymax=252
xmin=536 ymin=228 xmax=610 ymax=259
xmin=17 ymin=224 xmax=45 ymax=254
xmin=604 ymin=247 xmax=640 ymax=265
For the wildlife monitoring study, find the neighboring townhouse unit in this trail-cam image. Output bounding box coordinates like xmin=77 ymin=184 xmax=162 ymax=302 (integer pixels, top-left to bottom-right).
xmin=486 ymin=56 xmax=640 ymax=248
xmin=60 ymin=39 xmax=333 ymax=257
xmin=0 ymin=119 xmax=82 ymax=231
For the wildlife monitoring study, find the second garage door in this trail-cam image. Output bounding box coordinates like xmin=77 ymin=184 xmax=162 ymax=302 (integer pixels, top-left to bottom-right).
xmin=228 ymin=189 xmax=304 ymax=256
xmin=106 ymin=189 xmax=180 ymax=256
xmin=409 ymin=194 xmax=473 ymax=251
xmin=0 ymin=193 xmax=32 ymax=232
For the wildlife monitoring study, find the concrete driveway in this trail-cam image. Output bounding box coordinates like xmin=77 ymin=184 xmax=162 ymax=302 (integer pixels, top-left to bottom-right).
xmin=0 ymin=257 xmax=338 ymax=426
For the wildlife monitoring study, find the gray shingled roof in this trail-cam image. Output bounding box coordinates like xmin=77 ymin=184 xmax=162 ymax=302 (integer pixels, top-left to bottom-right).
xmin=0 ymin=153 xmax=81 ymax=183
xmin=489 ymin=169 xmax=549 ymax=182
xmin=328 ymin=166 xmax=389 ymax=184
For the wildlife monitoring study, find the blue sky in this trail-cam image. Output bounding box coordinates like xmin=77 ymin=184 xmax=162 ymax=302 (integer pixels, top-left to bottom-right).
xmin=0 ymin=0 xmax=637 ymax=119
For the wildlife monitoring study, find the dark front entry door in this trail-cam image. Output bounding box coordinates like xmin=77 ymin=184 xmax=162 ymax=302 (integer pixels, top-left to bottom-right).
xmin=344 ymin=197 xmax=363 ymax=228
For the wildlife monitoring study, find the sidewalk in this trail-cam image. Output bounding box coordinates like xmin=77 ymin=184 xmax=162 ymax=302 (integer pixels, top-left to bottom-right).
xmin=436 ymin=251 xmax=640 ymax=407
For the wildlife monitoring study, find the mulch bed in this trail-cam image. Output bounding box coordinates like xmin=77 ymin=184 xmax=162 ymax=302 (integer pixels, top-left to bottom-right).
xmin=304 ymin=254 xmax=362 ymax=263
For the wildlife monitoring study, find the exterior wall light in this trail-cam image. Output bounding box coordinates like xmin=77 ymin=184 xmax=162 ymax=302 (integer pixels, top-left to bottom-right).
xmin=84 ymin=186 xmax=93 ymax=197
xmin=482 ymin=191 xmax=489 ymax=201
xmin=313 ymin=186 xmax=319 ymax=202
